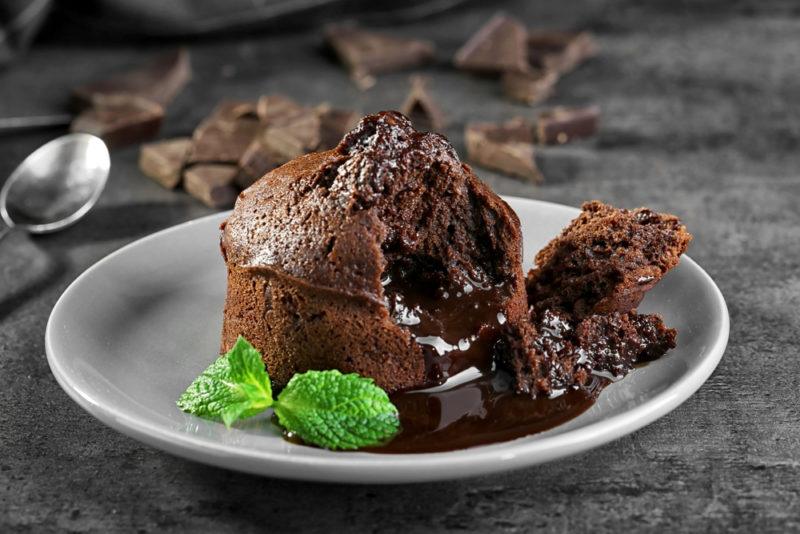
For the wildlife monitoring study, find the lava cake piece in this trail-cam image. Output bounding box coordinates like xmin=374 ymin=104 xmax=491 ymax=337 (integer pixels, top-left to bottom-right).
xmin=220 ymin=111 xmax=530 ymax=392
xmin=497 ymin=309 xmax=677 ymax=396
xmin=527 ymin=200 xmax=692 ymax=318
xmin=497 ymin=201 xmax=690 ymax=397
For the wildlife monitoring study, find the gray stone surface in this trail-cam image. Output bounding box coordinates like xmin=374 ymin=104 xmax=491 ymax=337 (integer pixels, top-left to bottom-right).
xmin=2 ymin=1 xmax=799 ymax=531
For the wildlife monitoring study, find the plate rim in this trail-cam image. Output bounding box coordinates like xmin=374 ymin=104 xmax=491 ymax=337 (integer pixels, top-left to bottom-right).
xmin=45 ymin=197 xmax=730 ymax=484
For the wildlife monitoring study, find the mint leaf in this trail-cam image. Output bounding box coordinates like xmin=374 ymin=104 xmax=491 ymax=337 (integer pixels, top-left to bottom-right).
xmin=273 ymin=370 xmax=400 ymax=450
xmin=176 ymin=357 xmax=237 ymax=418
xmin=226 ymin=337 xmax=271 ymax=399
xmin=177 ymin=336 xmax=273 ymax=426
xmin=221 ymin=401 xmax=255 ymax=428
xmin=177 ymin=337 xmax=400 ymax=449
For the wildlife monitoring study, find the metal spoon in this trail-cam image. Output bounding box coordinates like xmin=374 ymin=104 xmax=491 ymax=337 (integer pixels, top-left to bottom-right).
xmin=0 ymin=114 xmax=73 ymax=134
xmin=0 ymin=134 xmax=110 ymax=240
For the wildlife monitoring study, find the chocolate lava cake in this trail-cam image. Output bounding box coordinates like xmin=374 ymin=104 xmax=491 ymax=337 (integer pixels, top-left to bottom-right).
xmin=220 ymin=110 xmax=692 ymax=401
xmin=220 ymin=111 xmax=529 ymax=392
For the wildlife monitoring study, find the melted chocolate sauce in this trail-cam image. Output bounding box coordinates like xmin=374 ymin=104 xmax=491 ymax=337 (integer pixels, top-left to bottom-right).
xmin=370 ymin=262 xmax=601 ymax=454
xmin=382 ymin=260 xmax=506 ymax=383
xmin=274 ymin=263 xmax=606 ymax=453
xmin=369 ymin=372 xmax=601 ymax=454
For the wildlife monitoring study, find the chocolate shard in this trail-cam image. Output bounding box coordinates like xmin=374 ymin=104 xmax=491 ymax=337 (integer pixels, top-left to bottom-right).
xmin=209 ymin=100 xmax=258 ymax=123
xmin=454 ymin=13 xmax=528 ymax=74
xmin=72 ymin=48 xmax=191 ymax=110
xmin=219 ymin=95 xmax=325 ymax=189
xmin=139 ymin=137 xmax=191 ymax=189
xmin=186 ymin=100 xmax=260 ymax=165
xmin=235 ymin=139 xmax=279 ymax=189
xmin=537 ymin=105 xmax=600 ymax=144
xmin=315 ymin=104 xmax=361 ymax=150
xmin=502 ymin=68 xmax=559 ymax=105
xmin=465 ymin=118 xmax=543 ymax=183
xmin=400 ymin=75 xmax=446 ymax=133
xmin=257 ymin=95 xmax=320 ymax=163
xmin=527 ymin=31 xmax=597 ymax=75
xmin=325 ymin=25 xmax=435 ymax=89
xmin=257 ymin=94 xmax=301 ymax=125
xmin=70 ymin=94 xmax=164 ymax=148
xmin=183 ymin=164 xmax=239 ymax=209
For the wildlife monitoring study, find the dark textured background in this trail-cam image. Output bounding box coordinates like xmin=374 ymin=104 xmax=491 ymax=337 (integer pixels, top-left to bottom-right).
xmin=2 ymin=0 xmax=799 ymax=531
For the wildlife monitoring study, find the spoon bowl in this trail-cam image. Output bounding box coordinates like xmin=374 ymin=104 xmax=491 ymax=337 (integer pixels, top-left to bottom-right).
xmin=0 ymin=134 xmax=110 ymax=234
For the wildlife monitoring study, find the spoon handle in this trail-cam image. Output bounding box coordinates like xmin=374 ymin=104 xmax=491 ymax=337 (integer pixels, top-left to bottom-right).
xmin=0 ymin=114 xmax=73 ymax=134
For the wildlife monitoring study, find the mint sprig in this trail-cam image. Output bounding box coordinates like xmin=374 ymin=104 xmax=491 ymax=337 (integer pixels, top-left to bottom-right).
xmin=274 ymin=370 xmax=399 ymax=450
xmin=176 ymin=336 xmax=400 ymax=450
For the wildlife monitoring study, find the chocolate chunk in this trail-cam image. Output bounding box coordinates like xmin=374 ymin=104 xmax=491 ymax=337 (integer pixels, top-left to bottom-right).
xmin=477 ymin=117 xmax=536 ymax=144
xmin=183 ymin=164 xmax=239 ymax=209
xmin=537 ymin=105 xmax=600 ymax=144
xmin=257 ymin=95 xmax=301 ymax=125
xmin=235 ymin=139 xmax=279 ymax=189
xmin=527 ymin=31 xmax=597 ymax=74
xmin=400 ymin=75 xmax=446 ymax=132
xmin=187 ymin=100 xmax=260 ymax=164
xmin=234 ymin=95 xmax=327 ymax=188
xmin=70 ymin=94 xmax=164 ymax=148
xmin=315 ymin=104 xmax=360 ymax=150
xmin=454 ymin=13 xmax=528 ymax=74
xmin=325 ymin=26 xmax=435 ymax=89
xmin=138 ymin=137 xmax=191 ymax=189
xmin=257 ymin=95 xmax=320 ymax=163
xmin=465 ymin=118 xmax=543 ymax=183
xmin=502 ymin=68 xmax=559 ymax=105
xmin=72 ymin=49 xmax=191 ymax=110
xmin=209 ymin=100 xmax=258 ymax=123
xmin=260 ymin=128 xmax=312 ymax=164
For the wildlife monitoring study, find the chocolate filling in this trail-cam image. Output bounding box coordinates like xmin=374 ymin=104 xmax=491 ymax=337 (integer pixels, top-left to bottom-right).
xmin=371 ymin=372 xmax=600 ymax=454
xmin=376 ymin=256 xmax=593 ymax=454
xmin=381 ymin=256 xmax=506 ymax=385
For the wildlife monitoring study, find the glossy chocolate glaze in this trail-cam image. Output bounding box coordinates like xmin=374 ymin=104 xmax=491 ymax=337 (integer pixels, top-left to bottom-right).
xmin=382 ymin=258 xmax=506 ymax=385
xmin=371 ymin=261 xmax=600 ymax=454
xmin=369 ymin=372 xmax=600 ymax=454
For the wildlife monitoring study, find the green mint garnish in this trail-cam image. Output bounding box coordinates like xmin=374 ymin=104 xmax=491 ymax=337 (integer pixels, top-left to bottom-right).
xmin=274 ymin=370 xmax=400 ymax=450
xmin=177 ymin=336 xmax=273 ymax=427
xmin=176 ymin=337 xmax=400 ymax=450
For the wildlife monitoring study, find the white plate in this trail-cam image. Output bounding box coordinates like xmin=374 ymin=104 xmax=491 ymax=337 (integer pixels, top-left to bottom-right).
xmin=45 ymin=197 xmax=729 ymax=484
